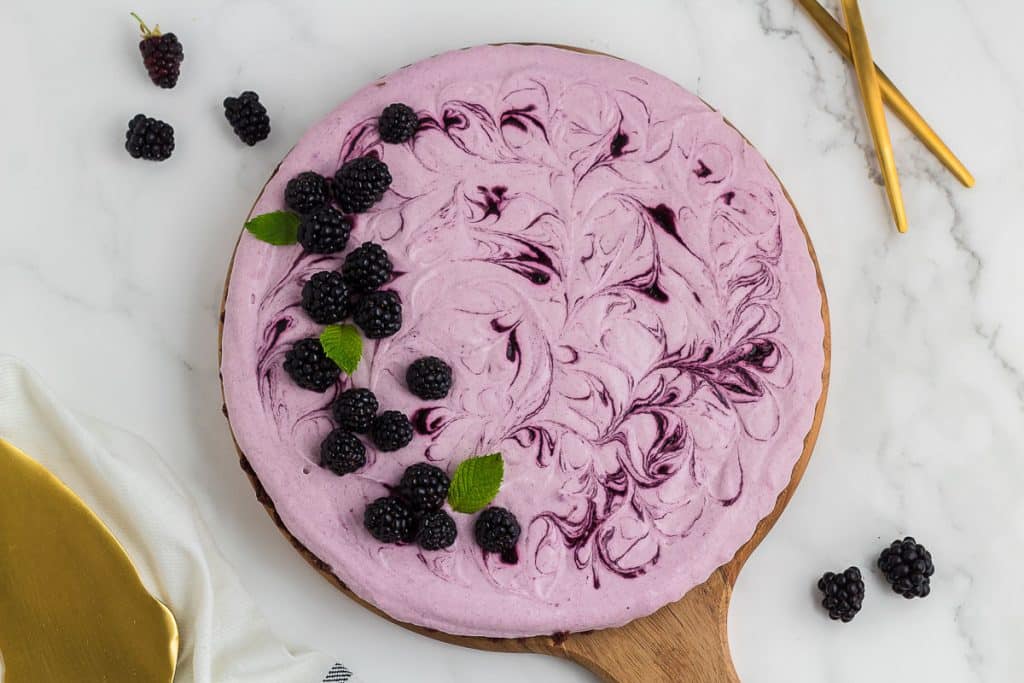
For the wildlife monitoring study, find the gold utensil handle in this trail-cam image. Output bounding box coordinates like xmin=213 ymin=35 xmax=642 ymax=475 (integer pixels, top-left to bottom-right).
xmin=798 ymin=0 xmax=974 ymax=188
xmin=841 ymin=0 xmax=909 ymax=233
xmin=0 ymin=438 xmax=178 ymax=682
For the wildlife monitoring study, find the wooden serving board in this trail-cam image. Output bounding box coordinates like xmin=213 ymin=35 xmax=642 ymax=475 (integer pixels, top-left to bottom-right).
xmin=218 ymin=46 xmax=831 ymax=683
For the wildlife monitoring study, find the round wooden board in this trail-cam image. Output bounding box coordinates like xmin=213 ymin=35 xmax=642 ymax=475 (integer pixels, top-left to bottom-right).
xmin=217 ymin=45 xmax=831 ymax=683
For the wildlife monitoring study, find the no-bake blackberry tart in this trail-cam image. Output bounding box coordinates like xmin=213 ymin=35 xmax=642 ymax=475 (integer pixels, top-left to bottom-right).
xmin=220 ymin=44 xmax=828 ymax=639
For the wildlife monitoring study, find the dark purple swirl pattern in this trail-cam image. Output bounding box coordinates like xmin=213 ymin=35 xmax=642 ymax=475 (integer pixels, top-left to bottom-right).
xmin=221 ymin=45 xmax=825 ymax=638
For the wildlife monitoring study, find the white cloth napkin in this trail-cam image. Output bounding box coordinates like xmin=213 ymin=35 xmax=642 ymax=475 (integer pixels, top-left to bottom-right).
xmin=0 ymin=356 xmax=361 ymax=683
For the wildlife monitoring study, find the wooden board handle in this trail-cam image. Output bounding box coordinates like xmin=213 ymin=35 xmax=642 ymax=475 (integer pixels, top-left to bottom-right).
xmin=548 ymin=569 xmax=738 ymax=682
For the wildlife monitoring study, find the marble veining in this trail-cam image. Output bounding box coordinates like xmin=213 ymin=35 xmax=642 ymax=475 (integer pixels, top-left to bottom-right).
xmin=2 ymin=0 xmax=1022 ymax=680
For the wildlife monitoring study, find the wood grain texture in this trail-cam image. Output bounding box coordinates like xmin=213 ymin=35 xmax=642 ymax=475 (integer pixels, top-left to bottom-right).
xmin=217 ymin=45 xmax=831 ymax=683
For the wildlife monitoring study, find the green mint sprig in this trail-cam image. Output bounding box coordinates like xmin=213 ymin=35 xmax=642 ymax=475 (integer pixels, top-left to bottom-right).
xmin=319 ymin=324 xmax=362 ymax=375
xmin=447 ymin=453 xmax=504 ymax=513
xmin=244 ymin=211 xmax=299 ymax=245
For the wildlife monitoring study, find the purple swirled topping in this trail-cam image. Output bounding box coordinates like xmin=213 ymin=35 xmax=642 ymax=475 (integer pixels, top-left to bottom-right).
xmin=221 ymin=44 xmax=825 ymax=638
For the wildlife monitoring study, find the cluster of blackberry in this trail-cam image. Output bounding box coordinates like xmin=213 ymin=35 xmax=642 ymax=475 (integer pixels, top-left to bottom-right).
xmin=817 ymin=537 xmax=935 ymax=623
xmin=273 ymin=103 xmax=486 ymax=554
xmin=364 ymin=461 xmax=521 ymax=558
xmin=279 ymin=151 xmax=401 ymax=337
xmin=125 ymin=15 xmax=273 ymax=161
xmin=365 ymin=463 xmax=456 ymax=550
xmin=319 ymin=387 xmax=414 ymax=476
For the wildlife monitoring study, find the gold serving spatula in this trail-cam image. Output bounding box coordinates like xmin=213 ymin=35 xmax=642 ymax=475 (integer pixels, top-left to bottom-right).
xmin=0 ymin=438 xmax=178 ymax=682
xmin=797 ymin=0 xmax=975 ymax=189
xmin=840 ymin=0 xmax=908 ymax=233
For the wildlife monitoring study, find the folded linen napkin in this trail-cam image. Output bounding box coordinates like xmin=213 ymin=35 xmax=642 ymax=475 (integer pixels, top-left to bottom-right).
xmin=0 ymin=355 xmax=361 ymax=683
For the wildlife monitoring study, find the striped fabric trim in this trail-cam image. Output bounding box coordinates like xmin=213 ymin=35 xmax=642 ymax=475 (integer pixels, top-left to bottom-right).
xmin=322 ymin=662 xmax=353 ymax=682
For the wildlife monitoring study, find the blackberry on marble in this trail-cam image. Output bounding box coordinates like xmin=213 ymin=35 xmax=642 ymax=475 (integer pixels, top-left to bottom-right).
xmin=398 ymin=463 xmax=449 ymax=513
xmin=353 ymin=290 xmax=402 ymax=338
xmin=474 ymin=506 xmax=520 ymax=558
xmin=132 ymin=14 xmax=183 ymax=88
xmin=283 ymin=338 xmax=339 ymax=392
xmin=342 ymin=242 xmax=393 ymax=293
xmin=332 ymin=388 xmax=378 ymax=433
xmin=319 ymin=429 xmax=366 ymax=476
xmin=223 ymin=91 xmax=271 ymax=145
xmin=285 ymin=171 xmax=333 ymax=214
xmin=817 ymin=567 xmax=865 ymax=622
xmin=125 ymin=115 xmax=174 ymax=161
xmin=878 ymin=537 xmax=934 ymax=599
xmin=364 ymin=496 xmax=414 ymax=544
xmin=417 ymin=510 xmax=457 ymax=551
xmin=297 ymin=206 xmax=351 ymax=254
xmin=378 ymin=103 xmax=418 ymax=144
xmin=334 ymin=155 xmax=391 ymax=213
xmin=301 ymin=271 xmax=350 ymax=324
xmin=370 ymin=410 xmax=413 ymax=452
xmin=406 ymin=356 xmax=452 ymax=400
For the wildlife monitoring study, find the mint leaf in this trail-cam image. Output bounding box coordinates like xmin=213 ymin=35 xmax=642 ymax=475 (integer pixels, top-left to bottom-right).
xmin=447 ymin=453 xmax=504 ymax=514
xmin=245 ymin=211 xmax=300 ymax=245
xmin=319 ymin=324 xmax=362 ymax=375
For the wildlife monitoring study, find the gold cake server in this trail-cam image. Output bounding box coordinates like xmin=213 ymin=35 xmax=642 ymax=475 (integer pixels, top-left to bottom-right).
xmin=0 ymin=437 xmax=178 ymax=682
xmin=798 ymin=0 xmax=975 ymax=188
xmin=839 ymin=0 xmax=909 ymax=233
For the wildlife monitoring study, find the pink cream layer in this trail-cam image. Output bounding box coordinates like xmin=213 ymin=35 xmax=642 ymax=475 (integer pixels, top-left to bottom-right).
xmin=221 ymin=44 xmax=825 ymax=638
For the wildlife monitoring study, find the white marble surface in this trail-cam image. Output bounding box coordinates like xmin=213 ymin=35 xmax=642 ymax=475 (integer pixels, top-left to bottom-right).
xmin=2 ymin=1 xmax=1022 ymax=681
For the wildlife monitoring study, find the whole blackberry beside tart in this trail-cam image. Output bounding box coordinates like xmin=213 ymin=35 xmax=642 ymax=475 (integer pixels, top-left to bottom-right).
xmin=131 ymin=13 xmax=183 ymax=88
xmin=878 ymin=537 xmax=934 ymax=599
xmin=125 ymin=115 xmax=174 ymax=161
xmin=223 ymin=91 xmax=271 ymax=145
xmin=817 ymin=567 xmax=865 ymax=623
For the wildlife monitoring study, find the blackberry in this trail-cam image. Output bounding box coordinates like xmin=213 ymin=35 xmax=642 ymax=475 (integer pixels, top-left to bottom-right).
xmin=474 ymin=507 xmax=521 ymax=561
xmin=301 ymin=271 xmax=350 ymax=324
xmin=285 ymin=171 xmax=333 ymax=214
xmin=131 ymin=14 xmax=183 ymax=88
xmin=353 ymin=290 xmax=402 ymax=339
xmin=319 ymin=429 xmax=366 ymax=476
xmin=398 ymin=463 xmax=450 ymax=513
xmin=370 ymin=410 xmax=413 ymax=452
xmin=417 ymin=510 xmax=457 ymax=551
xmin=364 ymin=496 xmax=414 ymax=544
xmin=297 ymin=206 xmax=351 ymax=254
xmin=378 ymin=103 xmax=419 ymax=144
xmin=342 ymin=242 xmax=393 ymax=293
xmin=283 ymin=338 xmax=339 ymax=392
xmin=817 ymin=567 xmax=865 ymax=622
xmin=125 ymin=115 xmax=175 ymax=161
xmin=223 ymin=91 xmax=271 ymax=146
xmin=406 ymin=356 xmax=452 ymax=400
xmin=332 ymin=388 xmax=378 ymax=433
xmin=334 ymin=155 xmax=392 ymax=213
xmin=878 ymin=537 xmax=934 ymax=599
